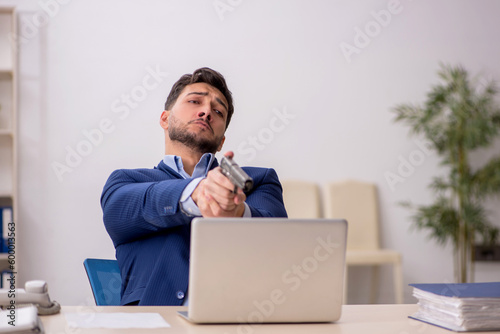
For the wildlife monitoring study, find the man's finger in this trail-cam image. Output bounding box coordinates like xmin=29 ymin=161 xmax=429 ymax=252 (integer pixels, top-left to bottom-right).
xmin=208 ymin=167 xmax=235 ymax=192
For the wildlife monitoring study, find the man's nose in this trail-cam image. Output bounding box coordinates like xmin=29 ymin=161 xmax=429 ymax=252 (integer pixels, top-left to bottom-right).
xmin=197 ymin=109 xmax=212 ymax=121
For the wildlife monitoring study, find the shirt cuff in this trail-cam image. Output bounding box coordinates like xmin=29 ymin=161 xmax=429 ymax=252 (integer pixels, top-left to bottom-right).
xmin=242 ymin=203 xmax=251 ymax=217
xmin=180 ymin=177 xmax=204 ymax=217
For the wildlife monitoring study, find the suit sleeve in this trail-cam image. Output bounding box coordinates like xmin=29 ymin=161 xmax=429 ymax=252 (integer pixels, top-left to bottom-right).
xmin=246 ymin=168 xmax=288 ymax=218
xmin=101 ymin=169 xmax=192 ymax=247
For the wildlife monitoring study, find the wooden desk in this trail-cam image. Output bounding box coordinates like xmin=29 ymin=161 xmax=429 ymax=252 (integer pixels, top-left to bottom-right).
xmin=40 ymin=304 xmax=498 ymax=334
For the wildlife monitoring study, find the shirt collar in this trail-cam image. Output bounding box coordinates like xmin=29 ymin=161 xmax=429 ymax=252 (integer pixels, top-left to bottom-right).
xmin=163 ymin=153 xmax=215 ymax=179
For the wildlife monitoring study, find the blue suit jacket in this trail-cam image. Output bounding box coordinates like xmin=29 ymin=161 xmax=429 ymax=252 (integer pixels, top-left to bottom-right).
xmin=101 ymin=159 xmax=287 ymax=305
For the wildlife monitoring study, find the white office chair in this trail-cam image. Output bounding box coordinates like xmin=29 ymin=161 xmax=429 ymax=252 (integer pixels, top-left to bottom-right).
xmin=281 ymin=180 xmax=321 ymax=218
xmin=324 ymin=180 xmax=403 ymax=304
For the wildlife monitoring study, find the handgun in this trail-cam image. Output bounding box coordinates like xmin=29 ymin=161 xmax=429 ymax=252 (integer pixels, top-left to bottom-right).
xmin=220 ymin=156 xmax=253 ymax=193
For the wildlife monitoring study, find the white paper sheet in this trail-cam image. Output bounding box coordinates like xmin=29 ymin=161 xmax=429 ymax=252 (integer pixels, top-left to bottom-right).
xmin=64 ymin=312 xmax=170 ymax=329
xmin=0 ymin=306 xmax=42 ymax=333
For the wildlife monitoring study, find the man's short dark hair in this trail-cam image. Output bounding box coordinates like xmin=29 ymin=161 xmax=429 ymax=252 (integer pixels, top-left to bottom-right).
xmin=164 ymin=67 xmax=234 ymax=129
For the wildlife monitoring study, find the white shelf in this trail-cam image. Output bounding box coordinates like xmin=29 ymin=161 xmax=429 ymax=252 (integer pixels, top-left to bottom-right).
xmin=0 ymin=7 xmax=17 ymax=255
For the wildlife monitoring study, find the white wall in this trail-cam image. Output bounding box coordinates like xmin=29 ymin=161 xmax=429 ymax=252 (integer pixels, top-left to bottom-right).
xmin=1 ymin=0 xmax=499 ymax=306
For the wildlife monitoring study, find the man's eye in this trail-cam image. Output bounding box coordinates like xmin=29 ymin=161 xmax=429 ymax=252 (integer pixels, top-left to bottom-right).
xmin=188 ymin=100 xmax=199 ymax=104
xmin=214 ymin=109 xmax=224 ymax=117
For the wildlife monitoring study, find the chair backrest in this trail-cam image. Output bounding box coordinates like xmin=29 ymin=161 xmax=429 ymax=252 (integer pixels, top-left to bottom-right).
xmin=281 ymin=180 xmax=322 ymax=218
xmin=324 ymin=180 xmax=380 ymax=250
xmin=83 ymin=258 xmax=122 ymax=306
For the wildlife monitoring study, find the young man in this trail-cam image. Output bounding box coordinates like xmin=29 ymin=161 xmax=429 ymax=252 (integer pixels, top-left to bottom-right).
xmin=101 ymin=67 xmax=288 ymax=305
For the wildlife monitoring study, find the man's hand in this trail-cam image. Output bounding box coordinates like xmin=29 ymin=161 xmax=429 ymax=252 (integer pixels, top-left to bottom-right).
xmin=191 ymin=152 xmax=246 ymax=217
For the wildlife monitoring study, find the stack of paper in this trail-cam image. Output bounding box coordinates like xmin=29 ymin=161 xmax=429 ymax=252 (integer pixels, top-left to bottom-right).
xmin=409 ymin=282 xmax=500 ymax=332
xmin=0 ymin=305 xmax=44 ymax=333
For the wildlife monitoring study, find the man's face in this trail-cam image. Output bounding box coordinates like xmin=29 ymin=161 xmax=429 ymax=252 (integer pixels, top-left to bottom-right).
xmin=165 ymin=82 xmax=228 ymax=154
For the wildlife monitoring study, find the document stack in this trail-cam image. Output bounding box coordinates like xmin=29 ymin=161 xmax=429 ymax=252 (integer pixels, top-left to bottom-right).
xmin=409 ymin=282 xmax=500 ymax=332
xmin=0 ymin=306 xmax=44 ymax=333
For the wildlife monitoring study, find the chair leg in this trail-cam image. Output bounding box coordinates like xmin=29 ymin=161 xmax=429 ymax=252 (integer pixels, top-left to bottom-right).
xmin=343 ymin=265 xmax=348 ymax=304
xmin=370 ymin=265 xmax=379 ymax=304
xmin=393 ymin=261 xmax=404 ymax=304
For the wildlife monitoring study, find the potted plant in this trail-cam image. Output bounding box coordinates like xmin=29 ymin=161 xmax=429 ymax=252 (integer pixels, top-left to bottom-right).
xmin=393 ymin=64 xmax=500 ymax=283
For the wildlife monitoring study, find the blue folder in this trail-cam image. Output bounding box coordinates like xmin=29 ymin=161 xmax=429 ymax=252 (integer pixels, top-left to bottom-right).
xmin=410 ymin=282 xmax=500 ymax=298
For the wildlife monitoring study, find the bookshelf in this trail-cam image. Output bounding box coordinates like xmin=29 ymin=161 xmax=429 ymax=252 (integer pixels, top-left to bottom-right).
xmin=0 ymin=7 xmax=17 ymax=273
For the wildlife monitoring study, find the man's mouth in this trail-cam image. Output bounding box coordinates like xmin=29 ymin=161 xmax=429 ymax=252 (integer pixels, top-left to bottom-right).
xmin=189 ymin=119 xmax=213 ymax=133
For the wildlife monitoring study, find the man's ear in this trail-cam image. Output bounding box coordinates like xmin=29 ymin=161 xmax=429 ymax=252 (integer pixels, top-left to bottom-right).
xmin=159 ymin=110 xmax=170 ymax=130
xmin=217 ymin=136 xmax=226 ymax=152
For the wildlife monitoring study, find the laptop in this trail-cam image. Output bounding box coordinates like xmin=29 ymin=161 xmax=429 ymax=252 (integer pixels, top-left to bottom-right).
xmin=178 ymin=218 xmax=347 ymax=324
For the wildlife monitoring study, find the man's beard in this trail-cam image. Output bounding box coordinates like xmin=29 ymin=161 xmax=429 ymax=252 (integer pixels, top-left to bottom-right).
xmin=168 ymin=115 xmax=224 ymax=154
